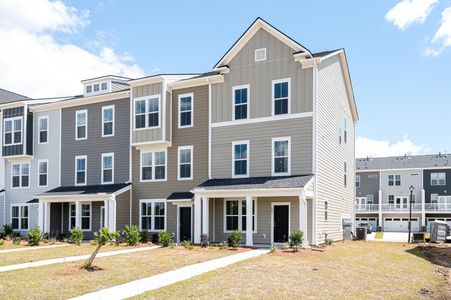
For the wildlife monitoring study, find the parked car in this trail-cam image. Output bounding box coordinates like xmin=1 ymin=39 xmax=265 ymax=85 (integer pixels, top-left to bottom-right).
xmin=358 ymin=222 xmax=372 ymax=234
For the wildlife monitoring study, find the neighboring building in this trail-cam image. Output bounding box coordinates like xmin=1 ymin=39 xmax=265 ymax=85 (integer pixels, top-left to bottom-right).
xmin=0 ymin=18 xmax=358 ymax=246
xmin=356 ymin=154 xmax=451 ymax=232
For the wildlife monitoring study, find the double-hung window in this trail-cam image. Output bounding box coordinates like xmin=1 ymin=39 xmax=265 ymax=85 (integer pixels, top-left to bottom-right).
xmin=395 ymin=175 xmax=401 ymax=186
xmin=38 ymin=116 xmax=48 ymax=144
xmin=75 ymin=110 xmax=87 ymax=140
xmin=69 ymin=204 xmax=76 ymax=230
xmin=324 ymin=201 xmax=328 ymax=221
xmin=101 ymin=153 xmax=114 ymax=184
xmin=272 ymin=137 xmax=291 ymax=176
xmin=232 ymin=141 xmax=249 ymax=178
xmin=344 ymin=162 xmax=347 ymax=187
xmin=101 ymin=82 xmax=108 ymax=91
xmin=11 ymin=163 xmax=29 ymax=188
xmin=356 ymin=175 xmax=361 ymax=188
xmin=93 ymin=84 xmax=100 ymax=92
xmin=141 ymin=150 xmax=166 ymax=181
xmin=343 ymin=118 xmax=348 ymax=143
xmin=272 ymin=78 xmax=290 ymax=116
xmin=178 ymin=93 xmax=193 ymax=128
xmin=233 ymin=85 xmax=249 ymax=120
xmin=38 ymin=160 xmax=48 ymax=187
xmin=102 ymin=105 xmax=114 ymax=137
xmin=75 ymin=155 xmax=87 ymax=185
xmin=140 ymin=200 xmax=166 ymax=231
xmin=224 ymin=199 xmax=256 ymax=232
xmin=388 ymin=195 xmax=395 ymax=205
xmin=81 ymin=204 xmax=91 ymax=231
xmin=4 ymin=117 xmax=22 ymax=145
xmin=388 ymin=175 xmax=401 ymax=186
xmin=134 ymin=96 xmax=160 ymax=129
xmin=11 ymin=205 xmax=28 ymax=230
xmin=178 ymin=146 xmax=193 ymax=180
xmin=86 ymin=85 xmax=92 ymax=94
xmin=431 ymin=172 xmax=446 ymax=186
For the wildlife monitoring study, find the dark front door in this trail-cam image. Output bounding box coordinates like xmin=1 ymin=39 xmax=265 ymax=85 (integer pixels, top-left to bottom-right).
xmin=273 ymin=205 xmax=289 ymax=243
xmin=179 ymin=207 xmax=192 ymax=242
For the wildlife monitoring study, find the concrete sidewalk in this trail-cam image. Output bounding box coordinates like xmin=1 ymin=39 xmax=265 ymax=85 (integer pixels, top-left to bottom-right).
xmin=0 ymin=244 xmax=69 ymax=254
xmin=72 ymin=248 xmax=270 ymax=300
xmin=0 ymin=245 xmax=160 ymax=272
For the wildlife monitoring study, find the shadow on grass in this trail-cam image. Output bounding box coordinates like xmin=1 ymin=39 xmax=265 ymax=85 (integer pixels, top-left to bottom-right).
xmin=405 ymin=244 xmax=451 ymax=269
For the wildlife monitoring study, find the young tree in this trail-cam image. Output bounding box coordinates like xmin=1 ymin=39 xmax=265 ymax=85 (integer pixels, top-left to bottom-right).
xmin=83 ymin=227 xmax=118 ymax=269
xmin=289 ymin=230 xmax=304 ymax=252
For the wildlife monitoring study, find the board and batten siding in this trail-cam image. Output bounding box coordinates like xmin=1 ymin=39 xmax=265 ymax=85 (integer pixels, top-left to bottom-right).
xmin=131 ymin=85 xmax=209 ymax=236
xmin=356 ymin=171 xmax=380 ymax=203
xmin=211 ymin=117 xmax=313 ymax=178
xmin=315 ymin=54 xmax=356 ymax=243
xmin=211 ymin=28 xmax=313 ymax=123
xmin=60 ymin=98 xmax=130 ymax=186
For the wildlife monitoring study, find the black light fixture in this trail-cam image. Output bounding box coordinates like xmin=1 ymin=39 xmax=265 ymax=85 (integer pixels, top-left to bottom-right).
xmin=408 ymin=185 xmax=415 ymax=243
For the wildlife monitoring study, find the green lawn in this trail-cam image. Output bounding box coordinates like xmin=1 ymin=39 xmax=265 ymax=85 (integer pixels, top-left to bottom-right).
xmin=134 ymin=242 xmax=449 ymax=299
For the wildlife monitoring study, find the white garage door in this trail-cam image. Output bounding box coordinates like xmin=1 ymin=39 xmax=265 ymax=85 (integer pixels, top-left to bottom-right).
xmin=356 ymin=217 xmax=378 ymax=230
xmin=426 ymin=218 xmax=451 ymax=231
xmin=384 ymin=218 xmax=419 ymax=232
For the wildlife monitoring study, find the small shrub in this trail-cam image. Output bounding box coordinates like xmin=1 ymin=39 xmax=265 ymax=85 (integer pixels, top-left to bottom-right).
xmin=3 ymin=224 xmax=13 ymax=238
xmin=13 ymin=236 xmax=21 ymax=245
xmin=124 ymin=225 xmax=140 ymax=246
xmin=289 ymin=230 xmax=304 ymax=252
xmin=228 ymin=230 xmax=242 ymax=248
xmin=90 ymin=240 xmax=98 ymax=246
xmin=200 ymin=234 xmax=209 ymax=248
xmin=158 ymin=231 xmax=172 ymax=247
xmin=0 ymin=240 xmax=4 ymax=246
xmin=49 ymin=237 xmax=57 ymax=244
xmin=219 ymin=241 xmax=228 ymax=250
xmin=140 ymin=231 xmax=149 ymax=243
xmin=27 ymin=227 xmax=43 ymax=246
xmin=69 ymin=227 xmax=84 ymax=245
xmin=181 ymin=240 xmax=193 ymax=250
xmin=270 ymin=244 xmax=277 ymax=253
xmin=325 ymin=238 xmax=333 ymax=246
xmin=169 ymin=243 xmax=175 ymax=249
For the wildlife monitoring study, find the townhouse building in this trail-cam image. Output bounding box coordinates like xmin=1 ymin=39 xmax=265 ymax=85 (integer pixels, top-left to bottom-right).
xmin=356 ymin=154 xmax=451 ymax=232
xmin=0 ymin=18 xmax=358 ymax=246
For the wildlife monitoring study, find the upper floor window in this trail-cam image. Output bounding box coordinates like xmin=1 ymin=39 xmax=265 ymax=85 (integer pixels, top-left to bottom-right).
xmin=431 ymin=193 xmax=438 ymax=203
xmin=11 ymin=163 xmax=29 ymax=188
xmin=272 ymin=137 xmax=291 ymax=176
xmin=4 ymin=117 xmax=22 ymax=146
xmin=255 ymin=48 xmax=266 ymax=62
xmin=324 ymin=201 xmax=328 ymax=221
xmin=38 ymin=116 xmax=48 ymax=144
xmin=101 ymin=153 xmax=114 ymax=184
xmin=141 ymin=150 xmax=166 ymax=182
xmin=140 ymin=200 xmax=166 ymax=231
xmin=431 ymin=172 xmax=446 ymax=186
xmin=356 ymin=175 xmax=361 ymax=188
xmin=178 ymin=146 xmax=193 ymax=180
xmin=134 ymin=96 xmax=160 ymax=129
xmin=102 ymin=105 xmax=114 ymax=137
xmin=75 ymin=110 xmax=87 ymax=140
xmin=272 ymin=78 xmax=290 ymax=116
xmin=344 ymin=162 xmax=347 ymax=187
xmin=101 ymin=82 xmax=108 ymax=91
xmin=38 ymin=160 xmax=48 ymax=187
xmin=75 ymin=155 xmax=87 ymax=186
xmin=388 ymin=175 xmax=401 ymax=186
xmin=224 ymin=199 xmax=256 ymax=232
xmin=232 ymin=141 xmax=249 ymax=178
xmin=178 ymin=93 xmax=193 ymax=128
xmin=11 ymin=205 xmax=28 ymax=230
xmin=388 ymin=195 xmax=395 ymax=204
xmin=233 ymin=85 xmax=249 ymax=120
xmin=86 ymin=85 xmax=92 ymax=93
xmin=366 ymin=194 xmax=374 ymax=205
xmin=93 ymin=84 xmax=100 ymax=92
xmin=343 ymin=118 xmax=348 ymax=143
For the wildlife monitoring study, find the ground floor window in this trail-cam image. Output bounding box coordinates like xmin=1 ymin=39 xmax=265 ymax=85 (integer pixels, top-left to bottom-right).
xmin=69 ymin=204 xmax=76 ymax=230
xmin=140 ymin=200 xmax=166 ymax=231
xmin=225 ymin=199 xmax=256 ymax=232
xmin=11 ymin=205 xmax=28 ymax=230
xmin=81 ymin=204 xmax=91 ymax=231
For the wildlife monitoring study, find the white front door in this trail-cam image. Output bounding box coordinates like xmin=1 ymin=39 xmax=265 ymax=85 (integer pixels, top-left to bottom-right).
xmin=356 ymin=198 xmax=367 ymax=210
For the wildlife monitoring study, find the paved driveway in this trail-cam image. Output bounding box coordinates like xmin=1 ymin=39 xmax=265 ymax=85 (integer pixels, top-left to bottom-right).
xmin=368 ymin=232 xmax=409 ymax=243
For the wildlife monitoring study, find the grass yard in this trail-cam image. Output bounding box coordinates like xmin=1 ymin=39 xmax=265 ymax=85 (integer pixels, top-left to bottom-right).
xmin=0 ymin=246 xmax=246 ymax=299
xmin=0 ymin=240 xmax=66 ymax=250
xmin=135 ymin=242 xmax=450 ymax=300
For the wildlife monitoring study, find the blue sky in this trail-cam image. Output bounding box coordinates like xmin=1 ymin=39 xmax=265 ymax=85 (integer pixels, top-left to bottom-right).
xmin=1 ymin=0 xmax=450 ymax=157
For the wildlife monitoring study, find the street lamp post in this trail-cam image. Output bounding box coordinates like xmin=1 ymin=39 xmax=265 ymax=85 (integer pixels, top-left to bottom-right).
xmin=408 ymin=185 xmax=415 ymax=243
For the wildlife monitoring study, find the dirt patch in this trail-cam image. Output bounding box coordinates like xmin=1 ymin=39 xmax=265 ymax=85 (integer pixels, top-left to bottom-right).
xmin=418 ymin=244 xmax=451 ymax=297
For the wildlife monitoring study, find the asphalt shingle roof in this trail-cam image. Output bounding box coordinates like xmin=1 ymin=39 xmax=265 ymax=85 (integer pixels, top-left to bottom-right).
xmin=197 ymin=175 xmax=314 ymax=190
xmin=39 ymin=183 xmax=131 ymax=196
xmin=0 ymin=88 xmax=28 ymax=104
xmin=167 ymin=192 xmax=194 ymax=200
xmin=356 ymin=154 xmax=451 ymax=171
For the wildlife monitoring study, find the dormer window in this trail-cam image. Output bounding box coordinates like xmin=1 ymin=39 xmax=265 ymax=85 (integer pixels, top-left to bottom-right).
xmin=255 ymin=48 xmax=266 ymax=62
xmin=86 ymin=85 xmax=92 ymax=93
xmin=101 ymin=82 xmax=108 ymax=91
xmin=93 ymin=84 xmax=100 ymax=92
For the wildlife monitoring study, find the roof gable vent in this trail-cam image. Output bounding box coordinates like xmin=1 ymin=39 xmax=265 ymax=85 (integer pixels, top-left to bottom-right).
xmin=255 ymin=48 xmax=266 ymax=62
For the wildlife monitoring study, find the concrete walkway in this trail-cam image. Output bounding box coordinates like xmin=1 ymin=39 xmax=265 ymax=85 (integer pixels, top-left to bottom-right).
xmin=368 ymin=232 xmax=409 ymax=243
xmin=0 ymin=244 xmax=69 ymax=254
xmin=0 ymin=245 xmax=161 ymax=273
xmin=72 ymin=248 xmax=270 ymax=300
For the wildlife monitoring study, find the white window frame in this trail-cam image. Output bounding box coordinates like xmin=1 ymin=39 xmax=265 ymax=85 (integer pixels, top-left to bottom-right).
xmin=178 ymin=93 xmax=194 ymax=128
xmin=140 ymin=149 xmax=167 ymax=182
xmin=80 ymin=203 xmax=92 ymax=231
xmin=69 ymin=203 xmax=76 ymax=231
xmin=101 ymin=82 xmax=108 ymax=91
xmin=356 ymin=175 xmax=361 ymax=188
xmin=232 ymin=140 xmax=250 ymax=178
xmin=223 ymin=198 xmax=257 ymax=233
xmin=139 ymin=199 xmax=167 ymax=232
xmin=85 ymin=85 xmax=92 ymax=94
xmin=11 ymin=162 xmax=30 ymax=189
xmin=11 ymin=204 xmax=29 ymax=230
xmin=271 ymin=78 xmax=291 ymax=116
xmin=271 ymin=136 xmax=291 ymax=176
xmin=38 ymin=115 xmax=49 ymax=144
xmin=37 ymin=159 xmax=48 ymax=187
xmin=102 ymin=105 xmax=115 ymax=137
xmin=75 ymin=155 xmax=87 ymax=186
xmin=254 ymin=48 xmax=267 ymax=62
xmin=232 ymin=84 xmax=250 ymax=121
xmin=133 ymin=95 xmax=161 ymax=130
xmin=75 ymin=110 xmax=88 ymax=140
xmin=431 ymin=172 xmax=446 ymax=186
xmin=4 ymin=116 xmax=23 ymax=146
xmin=101 ymin=153 xmax=114 ymax=184
xmin=178 ymin=145 xmax=193 ymax=180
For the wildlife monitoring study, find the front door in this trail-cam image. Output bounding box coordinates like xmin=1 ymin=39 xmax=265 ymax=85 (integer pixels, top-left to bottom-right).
xmin=179 ymin=206 xmax=192 ymax=242
xmin=273 ymin=204 xmax=289 ymax=243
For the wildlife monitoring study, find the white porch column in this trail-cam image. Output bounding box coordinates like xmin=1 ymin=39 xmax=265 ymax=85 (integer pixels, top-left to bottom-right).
xmin=75 ymin=201 xmax=81 ymax=229
xmin=194 ymin=195 xmax=201 ymax=243
xmin=378 ymin=190 xmax=383 ymax=229
xmin=38 ymin=201 xmax=44 ymax=232
xmin=44 ymin=202 xmax=50 ymax=233
xmin=202 ymin=197 xmax=209 ymax=237
xmin=104 ymin=200 xmax=109 ymax=229
xmin=108 ymin=198 xmax=116 ymax=232
xmin=245 ymin=196 xmax=253 ymax=246
xmin=299 ymin=191 xmax=309 ymax=248
xmin=421 ymin=189 xmax=426 ymax=227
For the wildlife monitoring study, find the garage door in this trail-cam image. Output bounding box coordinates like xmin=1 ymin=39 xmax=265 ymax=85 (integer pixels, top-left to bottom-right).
xmin=426 ymin=218 xmax=451 ymax=231
xmin=356 ymin=217 xmax=378 ymax=230
xmin=384 ymin=218 xmax=419 ymax=232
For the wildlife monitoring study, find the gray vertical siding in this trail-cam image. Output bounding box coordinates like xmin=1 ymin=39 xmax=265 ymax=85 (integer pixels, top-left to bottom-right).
xmin=423 ymin=169 xmax=451 ymax=203
xmin=60 ymin=98 xmax=130 ymax=186
xmin=356 ymin=171 xmax=380 ymax=203
xmin=115 ymin=190 xmax=131 ymax=231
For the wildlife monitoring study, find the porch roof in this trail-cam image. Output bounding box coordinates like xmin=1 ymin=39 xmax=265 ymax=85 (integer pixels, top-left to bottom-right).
xmin=38 ymin=183 xmax=131 ymax=196
xmin=196 ymin=175 xmax=314 ymax=190
xmin=167 ymin=192 xmax=194 ymax=200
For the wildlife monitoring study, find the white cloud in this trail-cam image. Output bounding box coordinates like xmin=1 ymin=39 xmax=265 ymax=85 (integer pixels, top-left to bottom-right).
xmin=426 ymin=6 xmax=451 ymax=56
xmin=356 ymin=136 xmax=427 ymax=158
xmin=0 ymin=0 xmax=144 ymax=97
xmin=386 ymin=0 xmax=438 ymax=30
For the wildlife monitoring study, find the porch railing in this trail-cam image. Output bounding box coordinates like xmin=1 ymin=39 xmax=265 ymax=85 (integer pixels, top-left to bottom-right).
xmin=425 ymin=203 xmax=451 ymax=211
xmin=355 ymin=204 xmax=379 ymax=212
xmin=381 ymin=203 xmax=422 ymax=212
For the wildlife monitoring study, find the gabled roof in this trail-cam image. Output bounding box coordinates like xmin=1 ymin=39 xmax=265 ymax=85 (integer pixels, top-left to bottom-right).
xmin=0 ymin=88 xmax=29 ymax=104
xmin=213 ymin=17 xmax=312 ymax=69
xmin=38 ymin=183 xmax=131 ymax=196
xmin=197 ymin=175 xmax=314 ymax=190
xmin=356 ymin=154 xmax=451 ymax=171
